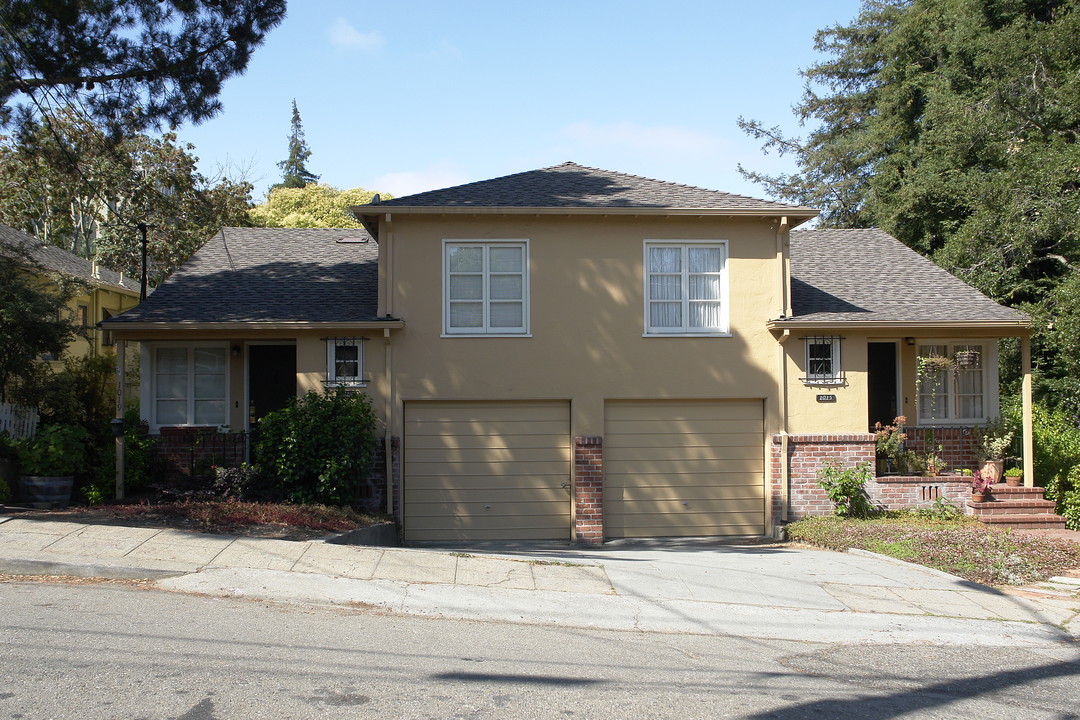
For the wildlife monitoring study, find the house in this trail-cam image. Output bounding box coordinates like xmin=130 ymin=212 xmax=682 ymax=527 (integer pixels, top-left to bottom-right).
xmin=0 ymin=224 xmax=141 ymax=363
xmin=103 ymin=163 xmax=1033 ymax=543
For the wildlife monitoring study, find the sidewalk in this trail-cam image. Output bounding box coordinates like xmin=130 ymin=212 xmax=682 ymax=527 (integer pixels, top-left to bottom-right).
xmin=1 ymin=515 xmax=1077 ymax=647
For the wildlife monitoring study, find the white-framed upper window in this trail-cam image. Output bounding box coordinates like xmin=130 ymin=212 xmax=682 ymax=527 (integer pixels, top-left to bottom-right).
xmin=644 ymin=241 xmax=728 ymax=335
xmin=325 ymin=337 xmax=366 ymax=388
xmin=917 ymin=343 xmax=987 ymax=422
xmin=802 ymin=336 xmax=843 ymax=385
xmin=443 ymin=240 xmax=529 ymax=336
xmin=147 ymin=343 xmax=228 ymax=430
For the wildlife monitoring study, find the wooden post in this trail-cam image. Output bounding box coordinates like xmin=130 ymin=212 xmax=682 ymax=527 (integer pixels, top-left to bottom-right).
xmin=114 ymin=340 xmax=126 ymax=500
xmin=1021 ymin=335 xmax=1034 ymax=488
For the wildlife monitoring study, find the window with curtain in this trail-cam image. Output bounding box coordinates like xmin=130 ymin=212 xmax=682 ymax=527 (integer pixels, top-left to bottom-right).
xmin=917 ymin=343 xmax=985 ymax=422
xmin=152 ymin=345 xmax=227 ymax=428
xmin=325 ymin=337 xmax=365 ymax=387
xmin=444 ymin=241 xmax=529 ymax=335
xmin=645 ymin=241 xmax=727 ymax=334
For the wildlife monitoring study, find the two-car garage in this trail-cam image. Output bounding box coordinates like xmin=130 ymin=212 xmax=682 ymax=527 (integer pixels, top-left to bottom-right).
xmin=401 ymin=399 xmax=765 ymax=542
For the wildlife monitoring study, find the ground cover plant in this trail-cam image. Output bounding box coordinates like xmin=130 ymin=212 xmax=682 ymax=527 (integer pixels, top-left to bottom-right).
xmin=787 ymin=513 xmax=1080 ymax=587
xmin=31 ymin=501 xmax=389 ymax=541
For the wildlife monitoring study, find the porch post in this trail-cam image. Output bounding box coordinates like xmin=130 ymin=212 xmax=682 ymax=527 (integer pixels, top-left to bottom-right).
xmin=114 ymin=340 xmax=126 ymax=500
xmin=1021 ymin=335 xmax=1034 ymax=488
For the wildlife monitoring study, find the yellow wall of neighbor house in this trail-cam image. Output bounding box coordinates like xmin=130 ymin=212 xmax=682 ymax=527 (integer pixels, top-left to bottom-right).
xmin=47 ymin=285 xmax=140 ymax=368
xmin=382 ymin=213 xmax=785 ymax=440
xmin=124 ymin=329 xmax=389 ymax=431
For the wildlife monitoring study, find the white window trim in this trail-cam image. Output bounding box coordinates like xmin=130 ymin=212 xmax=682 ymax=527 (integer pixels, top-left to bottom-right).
xmin=324 ymin=337 xmax=367 ymax=388
xmin=802 ymin=336 xmax=843 ymax=386
xmin=141 ymin=341 xmax=230 ymax=433
xmin=915 ymin=340 xmax=998 ymax=425
xmin=442 ymin=239 xmax=531 ymax=337
xmin=642 ymin=240 xmax=730 ymax=337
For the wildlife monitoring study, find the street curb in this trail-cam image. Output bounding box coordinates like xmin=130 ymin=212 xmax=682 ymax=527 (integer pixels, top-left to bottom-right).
xmin=325 ymin=522 xmax=399 ymax=547
xmin=0 ymin=556 xmax=189 ymax=581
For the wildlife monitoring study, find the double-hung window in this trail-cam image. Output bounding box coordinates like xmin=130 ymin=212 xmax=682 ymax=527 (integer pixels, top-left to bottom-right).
xmin=644 ymin=241 xmax=728 ymax=335
xmin=917 ymin=343 xmax=986 ymax=422
xmin=151 ymin=345 xmax=228 ymax=429
xmin=444 ymin=241 xmax=529 ymax=335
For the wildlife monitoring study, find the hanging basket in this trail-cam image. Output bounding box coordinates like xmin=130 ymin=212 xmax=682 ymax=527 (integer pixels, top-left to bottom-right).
xmin=954 ymin=350 xmax=980 ymax=369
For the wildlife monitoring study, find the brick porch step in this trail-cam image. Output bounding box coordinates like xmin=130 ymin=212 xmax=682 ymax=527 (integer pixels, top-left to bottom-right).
xmin=975 ymin=514 xmax=1068 ymax=530
xmin=968 ymin=484 xmax=1067 ymax=530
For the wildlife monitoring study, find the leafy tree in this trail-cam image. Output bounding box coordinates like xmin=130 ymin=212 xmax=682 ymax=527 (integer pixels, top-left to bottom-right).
xmin=274 ymin=99 xmax=319 ymax=190
xmin=740 ymin=0 xmax=1080 ymax=408
xmin=0 ymin=238 xmax=83 ymax=402
xmin=249 ymin=184 xmax=386 ymax=229
xmin=0 ymin=0 xmax=286 ymax=136
xmin=0 ymin=109 xmax=254 ymax=280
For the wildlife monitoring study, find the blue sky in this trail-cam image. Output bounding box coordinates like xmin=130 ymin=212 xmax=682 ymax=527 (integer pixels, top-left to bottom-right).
xmin=178 ymin=1 xmax=866 ymax=202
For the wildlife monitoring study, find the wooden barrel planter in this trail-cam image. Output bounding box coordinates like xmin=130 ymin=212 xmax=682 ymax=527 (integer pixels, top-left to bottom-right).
xmin=14 ymin=475 xmax=74 ymax=509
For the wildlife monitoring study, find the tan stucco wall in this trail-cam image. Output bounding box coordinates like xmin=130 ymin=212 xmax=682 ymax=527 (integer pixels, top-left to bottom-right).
xmin=784 ymin=335 xmax=869 ymax=434
xmin=383 ymin=214 xmax=786 ymax=440
xmin=52 ymin=285 xmax=140 ymax=365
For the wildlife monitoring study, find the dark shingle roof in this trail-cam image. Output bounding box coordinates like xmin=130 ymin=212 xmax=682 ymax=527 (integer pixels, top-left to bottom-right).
xmin=0 ymin=224 xmax=140 ymax=293
xmin=786 ymin=228 xmax=1028 ymax=325
xmin=105 ymin=227 xmax=379 ymax=324
xmin=356 ymin=162 xmax=816 ymax=213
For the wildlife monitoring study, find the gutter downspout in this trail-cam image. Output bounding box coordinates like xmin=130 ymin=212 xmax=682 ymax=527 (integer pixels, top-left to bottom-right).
xmin=776 ymin=216 xmax=790 ymax=319
xmin=777 ymin=330 xmax=791 ymax=527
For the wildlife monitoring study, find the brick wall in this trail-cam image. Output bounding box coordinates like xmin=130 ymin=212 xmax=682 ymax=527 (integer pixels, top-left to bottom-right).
xmin=870 ymin=475 xmax=971 ymax=509
xmin=904 ymin=426 xmax=980 ymax=473
xmin=770 ymin=433 xmax=876 ymax=521
xmin=574 ymin=436 xmax=604 ymax=544
xmin=151 ymin=426 xmax=247 ymax=484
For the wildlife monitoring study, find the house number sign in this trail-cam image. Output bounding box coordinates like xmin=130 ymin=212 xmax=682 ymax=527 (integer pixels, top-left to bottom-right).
xmin=816 ymin=394 xmax=837 ymax=403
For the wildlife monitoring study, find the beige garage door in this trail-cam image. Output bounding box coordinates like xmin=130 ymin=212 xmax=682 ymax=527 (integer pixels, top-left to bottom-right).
xmin=403 ymin=401 xmax=571 ymax=542
xmin=604 ymin=399 xmax=764 ymax=538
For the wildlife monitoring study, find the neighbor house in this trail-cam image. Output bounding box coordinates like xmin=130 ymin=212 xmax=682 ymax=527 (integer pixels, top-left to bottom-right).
xmin=1 ymin=223 xmax=141 ymax=364
xmin=103 ymin=163 xmax=1034 ymax=543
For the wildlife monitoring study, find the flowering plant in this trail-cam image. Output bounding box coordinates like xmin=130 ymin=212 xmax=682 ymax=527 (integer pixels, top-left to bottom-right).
xmin=971 ymin=470 xmax=993 ymax=494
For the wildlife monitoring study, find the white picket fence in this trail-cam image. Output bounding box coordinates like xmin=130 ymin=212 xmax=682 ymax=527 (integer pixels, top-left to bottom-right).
xmin=0 ymin=402 xmax=38 ymax=439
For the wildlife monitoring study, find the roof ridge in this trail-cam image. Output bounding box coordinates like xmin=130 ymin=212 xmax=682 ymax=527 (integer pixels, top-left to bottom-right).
xmin=552 ymin=161 xmax=788 ymax=204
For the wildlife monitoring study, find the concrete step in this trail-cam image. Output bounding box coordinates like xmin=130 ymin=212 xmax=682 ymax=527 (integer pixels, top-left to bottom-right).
xmin=976 ymin=514 xmax=1068 ymax=530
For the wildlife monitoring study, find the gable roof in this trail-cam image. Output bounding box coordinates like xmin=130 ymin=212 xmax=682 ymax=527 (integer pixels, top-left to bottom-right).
xmin=780 ymin=228 xmax=1029 ymax=329
xmin=103 ymin=227 xmax=390 ymax=328
xmin=0 ymin=223 xmax=140 ymax=294
xmin=352 ymin=162 xmax=818 ymax=218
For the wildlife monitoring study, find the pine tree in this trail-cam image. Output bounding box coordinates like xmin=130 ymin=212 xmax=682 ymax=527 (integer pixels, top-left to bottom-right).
xmin=275 ymin=100 xmax=319 ymax=190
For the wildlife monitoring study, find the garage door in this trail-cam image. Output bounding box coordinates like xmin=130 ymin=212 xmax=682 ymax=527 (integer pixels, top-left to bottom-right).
xmin=403 ymin=401 xmax=571 ymax=542
xmin=604 ymin=399 xmax=764 ymax=538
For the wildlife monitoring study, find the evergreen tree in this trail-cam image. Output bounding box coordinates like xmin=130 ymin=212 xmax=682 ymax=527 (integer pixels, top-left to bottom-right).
xmin=0 ymin=0 xmax=286 ymax=136
xmin=275 ymin=100 xmax=319 ymax=190
xmin=739 ymin=0 xmax=1080 ymax=409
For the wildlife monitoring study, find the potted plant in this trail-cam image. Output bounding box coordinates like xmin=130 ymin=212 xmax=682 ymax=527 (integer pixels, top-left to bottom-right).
xmin=976 ymin=420 xmax=1013 ymax=485
xmin=1004 ymin=467 xmax=1023 ymax=487
xmin=923 ymin=444 xmax=945 ymax=477
xmin=971 ymin=470 xmax=993 ymax=503
xmin=13 ymin=424 xmax=88 ymax=509
xmin=873 ymin=416 xmax=907 ymax=475
xmin=916 ymin=355 xmax=955 ymax=420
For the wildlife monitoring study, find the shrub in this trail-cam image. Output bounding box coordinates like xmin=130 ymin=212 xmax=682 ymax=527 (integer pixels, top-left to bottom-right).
xmin=210 ymin=463 xmax=269 ymax=501
xmin=253 ymin=390 xmax=378 ymax=505
xmin=1005 ymin=400 xmax=1080 ymax=526
xmin=123 ymin=407 xmax=155 ymax=490
xmin=816 ymin=459 xmax=875 ymax=518
xmin=15 ymin=424 xmax=89 ymax=476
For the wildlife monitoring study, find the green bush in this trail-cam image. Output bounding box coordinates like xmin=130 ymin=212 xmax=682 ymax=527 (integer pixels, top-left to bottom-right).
xmin=1005 ymin=400 xmax=1080 ymax=528
xmin=123 ymin=407 xmax=155 ymax=490
xmin=816 ymin=459 xmax=876 ymax=518
xmin=15 ymin=424 xmax=89 ymax=476
xmin=253 ymin=390 xmax=378 ymax=505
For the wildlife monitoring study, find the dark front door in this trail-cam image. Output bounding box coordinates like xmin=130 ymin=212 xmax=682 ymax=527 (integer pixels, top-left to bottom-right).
xmin=867 ymin=342 xmax=898 ymax=428
xmin=247 ymin=344 xmax=297 ymax=428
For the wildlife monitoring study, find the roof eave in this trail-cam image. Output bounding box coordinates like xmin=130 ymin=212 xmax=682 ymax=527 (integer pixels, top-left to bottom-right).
xmin=767 ymin=318 xmax=1032 ymax=335
xmin=351 ymin=205 xmax=819 ymax=221
xmin=105 ymin=320 xmax=405 ymax=333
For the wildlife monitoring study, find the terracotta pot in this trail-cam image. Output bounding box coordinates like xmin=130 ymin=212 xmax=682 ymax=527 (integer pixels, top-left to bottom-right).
xmin=1005 ymin=474 xmax=1022 ymax=487
xmin=971 ymin=491 xmax=987 ymax=503
xmin=980 ymin=460 xmax=1004 ymax=485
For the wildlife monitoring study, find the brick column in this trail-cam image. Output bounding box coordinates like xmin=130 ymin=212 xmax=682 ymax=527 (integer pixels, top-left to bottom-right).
xmin=574 ymin=436 xmax=604 ymax=544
